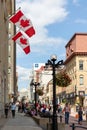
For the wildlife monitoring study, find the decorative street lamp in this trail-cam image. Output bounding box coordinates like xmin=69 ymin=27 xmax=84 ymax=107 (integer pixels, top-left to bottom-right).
xmin=31 ymin=82 xmax=40 ymax=115
xmin=45 ymin=54 xmax=63 ymax=130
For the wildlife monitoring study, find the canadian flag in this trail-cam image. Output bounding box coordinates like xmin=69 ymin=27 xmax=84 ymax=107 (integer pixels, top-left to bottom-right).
xmin=9 ymin=10 xmax=35 ymax=37
xmin=12 ymin=31 xmax=30 ymax=54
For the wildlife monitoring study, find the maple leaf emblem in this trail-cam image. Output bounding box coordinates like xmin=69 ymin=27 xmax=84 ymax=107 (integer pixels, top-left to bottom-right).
xmin=20 ymin=19 xmax=30 ymax=27
xmin=20 ymin=37 xmax=27 ymax=45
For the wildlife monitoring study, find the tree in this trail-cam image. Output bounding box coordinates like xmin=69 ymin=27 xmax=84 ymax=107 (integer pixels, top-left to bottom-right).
xmin=56 ymin=71 xmax=71 ymax=87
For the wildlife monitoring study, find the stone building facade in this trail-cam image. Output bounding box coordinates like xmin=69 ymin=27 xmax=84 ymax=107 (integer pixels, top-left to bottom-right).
xmin=0 ymin=0 xmax=16 ymax=117
xmin=64 ymin=33 xmax=87 ymax=108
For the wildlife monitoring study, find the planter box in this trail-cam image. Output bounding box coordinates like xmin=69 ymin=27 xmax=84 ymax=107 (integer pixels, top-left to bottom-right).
xmin=47 ymin=122 xmax=65 ymax=130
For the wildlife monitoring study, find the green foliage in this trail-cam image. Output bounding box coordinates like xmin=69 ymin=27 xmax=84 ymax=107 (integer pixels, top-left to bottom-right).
xmin=36 ymin=88 xmax=43 ymax=96
xmin=56 ymin=71 xmax=71 ymax=87
xmin=62 ymin=98 xmax=67 ymax=103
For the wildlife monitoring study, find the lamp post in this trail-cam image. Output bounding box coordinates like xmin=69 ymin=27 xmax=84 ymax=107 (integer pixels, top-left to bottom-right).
xmin=31 ymin=82 xmax=40 ymax=115
xmin=45 ymin=55 xmax=63 ymax=130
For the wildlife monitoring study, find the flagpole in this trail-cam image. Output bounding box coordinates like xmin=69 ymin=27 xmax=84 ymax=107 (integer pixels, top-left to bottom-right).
xmin=13 ymin=0 xmax=17 ymax=102
xmin=8 ymin=29 xmax=21 ymax=40
xmin=7 ymin=7 xmax=21 ymax=19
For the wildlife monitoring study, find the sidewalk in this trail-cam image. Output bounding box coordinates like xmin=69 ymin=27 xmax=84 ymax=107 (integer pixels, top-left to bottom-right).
xmin=65 ymin=113 xmax=87 ymax=130
xmin=0 ymin=112 xmax=43 ymax=130
xmin=0 ymin=112 xmax=87 ymax=130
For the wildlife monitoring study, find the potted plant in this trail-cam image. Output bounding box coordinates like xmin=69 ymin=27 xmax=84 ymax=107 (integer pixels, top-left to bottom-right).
xmin=56 ymin=71 xmax=71 ymax=87
xmin=36 ymin=88 xmax=44 ymax=96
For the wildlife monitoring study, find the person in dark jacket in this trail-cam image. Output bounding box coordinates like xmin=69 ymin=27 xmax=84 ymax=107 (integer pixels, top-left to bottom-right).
xmin=4 ymin=103 xmax=9 ymax=118
xmin=78 ymin=106 xmax=83 ymax=125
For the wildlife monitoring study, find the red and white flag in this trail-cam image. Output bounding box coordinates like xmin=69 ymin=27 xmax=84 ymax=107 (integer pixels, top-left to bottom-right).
xmin=12 ymin=31 xmax=30 ymax=54
xmin=9 ymin=10 xmax=35 ymax=37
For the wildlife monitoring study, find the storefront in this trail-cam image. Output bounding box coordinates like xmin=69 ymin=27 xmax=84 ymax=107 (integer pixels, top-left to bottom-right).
xmin=69 ymin=92 xmax=76 ymax=105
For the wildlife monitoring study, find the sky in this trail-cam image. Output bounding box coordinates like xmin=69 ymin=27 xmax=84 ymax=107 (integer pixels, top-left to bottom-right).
xmin=16 ymin=0 xmax=87 ymax=91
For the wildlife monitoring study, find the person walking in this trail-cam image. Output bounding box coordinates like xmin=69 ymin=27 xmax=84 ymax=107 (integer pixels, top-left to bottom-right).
xmin=4 ymin=103 xmax=9 ymax=118
xmin=11 ymin=102 xmax=16 ymax=118
xmin=78 ymin=106 xmax=83 ymax=125
xmin=63 ymin=103 xmax=71 ymax=124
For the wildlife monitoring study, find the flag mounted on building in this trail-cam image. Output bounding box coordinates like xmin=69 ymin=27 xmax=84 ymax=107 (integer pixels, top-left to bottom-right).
xmin=9 ymin=9 xmax=35 ymax=37
xmin=12 ymin=31 xmax=30 ymax=54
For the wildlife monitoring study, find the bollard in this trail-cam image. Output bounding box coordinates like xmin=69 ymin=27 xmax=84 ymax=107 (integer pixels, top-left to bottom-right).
xmin=72 ymin=123 xmax=75 ymax=130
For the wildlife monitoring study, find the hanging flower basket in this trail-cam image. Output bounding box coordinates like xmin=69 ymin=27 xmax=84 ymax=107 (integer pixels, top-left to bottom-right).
xmin=36 ymin=89 xmax=44 ymax=96
xmin=56 ymin=71 xmax=71 ymax=87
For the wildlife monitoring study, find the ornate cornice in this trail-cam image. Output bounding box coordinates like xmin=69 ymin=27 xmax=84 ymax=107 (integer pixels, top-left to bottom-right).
xmin=64 ymin=52 xmax=87 ymax=64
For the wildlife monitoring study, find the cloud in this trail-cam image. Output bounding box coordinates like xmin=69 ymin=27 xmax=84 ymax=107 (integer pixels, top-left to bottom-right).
xmin=16 ymin=0 xmax=68 ymax=54
xmin=16 ymin=0 xmax=68 ymax=25
xmin=16 ymin=65 xmax=31 ymax=81
xmin=31 ymin=37 xmax=67 ymax=53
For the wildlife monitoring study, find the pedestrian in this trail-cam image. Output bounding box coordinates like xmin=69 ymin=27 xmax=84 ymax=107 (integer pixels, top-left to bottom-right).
xmin=4 ymin=103 xmax=9 ymax=118
xmin=57 ymin=103 xmax=62 ymax=113
xmin=63 ymin=102 xmax=71 ymax=124
xmin=78 ymin=106 xmax=83 ymax=125
xmin=22 ymin=102 xmax=26 ymax=113
xmin=11 ymin=102 xmax=16 ymax=118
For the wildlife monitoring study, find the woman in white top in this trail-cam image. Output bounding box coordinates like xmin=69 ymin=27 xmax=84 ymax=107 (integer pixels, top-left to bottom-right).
xmin=11 ymin=102 xmax=16 ymax=118
xmin=64 ymin=103 xmax=70 ymax=124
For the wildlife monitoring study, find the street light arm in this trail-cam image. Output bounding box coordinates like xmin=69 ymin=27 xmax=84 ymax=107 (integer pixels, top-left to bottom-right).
xmin=48 ymin=60 xmax=53 ymax=65
xmin=56 ymin=60 xmax=63 ymax=66
xmin=30 ymin=82 xmax=40 ymax=86
xmin=30 ymin=82 xmax=34 ymax=86
xmin=45 ymin=60 xmax=52 ymax=66
xmin=37 ymin=83 xmax=40 ymax=86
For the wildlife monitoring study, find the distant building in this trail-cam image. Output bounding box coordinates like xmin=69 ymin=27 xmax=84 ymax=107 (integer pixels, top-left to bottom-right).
xmin=18 ymin=88 xmax=29 ymax=103
xmin=30 ymin=63 xmax=53 ymax=104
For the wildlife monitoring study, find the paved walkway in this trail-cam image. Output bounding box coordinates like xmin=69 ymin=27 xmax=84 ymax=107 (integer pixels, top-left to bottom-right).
xmin=62 ymin=113 xmax=87 ymax=130
xmin=0 ymin=112 xmax=87 ymax=130
xmin=0 ymin=112 xmax=43 ymax=130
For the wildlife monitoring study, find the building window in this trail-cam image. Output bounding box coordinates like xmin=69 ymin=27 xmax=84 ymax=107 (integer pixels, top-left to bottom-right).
xmin=79 ymin=60 xmax=83 ymax=70
xmin=79 ymin=75 xmax=84 ymax=85
xmin=35 ymin=64 xmax=39 ymax=68
xmin=9 ymin=23 xmax=11 ymax=29
xmin=8 ymin=67 xmax=11 ymax=74
xmin=8 ymin=56 xmax=11 ymax=64
xmin=8 ymin=44 xmax=11 ymax=52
